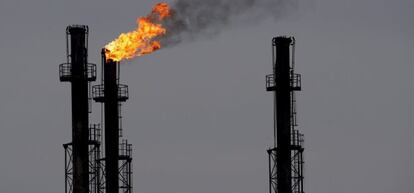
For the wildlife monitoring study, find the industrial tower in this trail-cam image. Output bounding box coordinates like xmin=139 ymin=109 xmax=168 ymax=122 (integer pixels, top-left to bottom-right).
xmin=59 ymin=25 xmax=101 ymax=193
xmin=265 ymin=37 xmax=304 ymax=193
xmin=92 ymin=50 xmax=132 ymax=193
xmin=60 ymin=25 xmax=132 ymax=193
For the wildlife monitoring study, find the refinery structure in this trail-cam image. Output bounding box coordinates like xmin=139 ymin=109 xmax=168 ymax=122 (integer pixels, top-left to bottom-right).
xmin=59 ymin=25 xmax=132 ymax=193
xmin=59 ymin=25 xmax=304 ymax=193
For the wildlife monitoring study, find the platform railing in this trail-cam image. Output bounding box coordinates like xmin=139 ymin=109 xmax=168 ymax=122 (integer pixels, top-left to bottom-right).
xmin=265 ymin=73 xmax=301 ymax=91
xmin=59 ymin=63 xmax=97 ymax=82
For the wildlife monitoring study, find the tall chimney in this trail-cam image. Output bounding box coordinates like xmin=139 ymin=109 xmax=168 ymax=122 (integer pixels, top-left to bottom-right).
xmin=59 ymin=25 xmax=92 ymax=193
xmin=266 ymin=36 xmax=304 ymax=193
xmin=274 ymin=37 xmax=293 ymax=193
xmin=92 ymin=50 xmax=130 ymax=193
xmin=103 ymin=51 xmax=120 ymax=193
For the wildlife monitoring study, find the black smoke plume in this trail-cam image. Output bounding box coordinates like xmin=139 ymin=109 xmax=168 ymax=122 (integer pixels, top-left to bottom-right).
xmin=160 ymin=0 xmax=298 ymax=47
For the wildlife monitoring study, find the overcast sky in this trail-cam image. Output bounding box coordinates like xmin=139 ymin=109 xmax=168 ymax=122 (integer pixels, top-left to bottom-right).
xmin=0 ymin=0 xmax=413 ymax=193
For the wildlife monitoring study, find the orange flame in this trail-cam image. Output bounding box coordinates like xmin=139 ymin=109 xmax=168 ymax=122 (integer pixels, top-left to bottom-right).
xmin=105 ymin=2 xmax=171 ymax=62
xmin=152 ymin=2 xmax=171 ymax=20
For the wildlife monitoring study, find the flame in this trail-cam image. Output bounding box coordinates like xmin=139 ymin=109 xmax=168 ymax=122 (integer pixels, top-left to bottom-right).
xmin=152 ymin=2 xmax=171 ymax=20
xmin=105 ymin=2 xmax=171 ymax=61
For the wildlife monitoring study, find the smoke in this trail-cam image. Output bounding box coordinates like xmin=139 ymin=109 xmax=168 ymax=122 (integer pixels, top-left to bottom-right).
xmin=160 ymin=0 xmax=298 ymax=47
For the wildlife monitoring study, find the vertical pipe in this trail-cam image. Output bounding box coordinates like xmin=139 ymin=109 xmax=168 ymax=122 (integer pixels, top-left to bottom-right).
xmin=69 ymin=27 xmax=90 ymax=193
xmin=274 ymin=37 xmax=292 ymax=193
xmin=103 ymin=51 xmax=120 ymax=193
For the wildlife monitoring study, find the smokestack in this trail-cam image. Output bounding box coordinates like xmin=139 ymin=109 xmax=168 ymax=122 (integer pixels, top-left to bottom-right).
xmin=103 ymin=51 xmax=120 ymax=193
xmin=91 ymin=50 xmax=131 ymax=193
xmin=266 ymin=36 xmax=304 ymax=193
xmin=59 ymin=25 xmax=95 ymax=193
xmin=274 ymin=37 xmax=293 ymax=193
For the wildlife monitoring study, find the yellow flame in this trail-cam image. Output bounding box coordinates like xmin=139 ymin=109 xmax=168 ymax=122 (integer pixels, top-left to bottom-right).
xmin=105 ymin=3 xmax=171 ymax=61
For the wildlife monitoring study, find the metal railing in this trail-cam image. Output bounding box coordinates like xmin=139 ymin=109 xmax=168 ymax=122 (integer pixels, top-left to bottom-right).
xmin=59 ymin=63 xmax=97 ymax=82
xmin=291 ymin=130 xmax=304 ymax=147
xmin=291 ymin=73 xmax=301 ymax=90
xmin=91 ymin=85 xmax=104 ymax=100
xmin=92 ymin=84 xmax=129 ymax=102
xmin=265 ymin=74 xmax=276 ymax=89
xmin=265 ymin=73 xmax=301 ymax=90
xmin=89 ymin=124 xmax=101 ymax=142
xmin=118 ymin=84 xmax=129 ymax=101
xmin=119 ymin=140 xmax=132 ymax=158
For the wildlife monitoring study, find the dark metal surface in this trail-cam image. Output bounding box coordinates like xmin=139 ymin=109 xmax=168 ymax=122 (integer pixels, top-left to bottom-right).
xmin=275 ymin=37 xmax=293 ymax=193
xmin=104 ymin=56 xmax=120 ymax=193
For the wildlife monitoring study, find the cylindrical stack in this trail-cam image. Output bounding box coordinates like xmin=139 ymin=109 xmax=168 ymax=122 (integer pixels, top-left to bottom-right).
xmin=92 ymin=50 xmax=130 ymax=193
xmin=274 ymin=37 xmax=293 ymax=193
xmin=69 ymin=26 xmax=90 ymax=193
xmin=103 ymin=52 xmax=120 ymax=193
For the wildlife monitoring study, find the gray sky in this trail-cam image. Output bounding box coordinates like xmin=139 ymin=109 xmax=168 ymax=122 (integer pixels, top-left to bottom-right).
xmin=0 ymin=0 xmax=413 ymax=193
